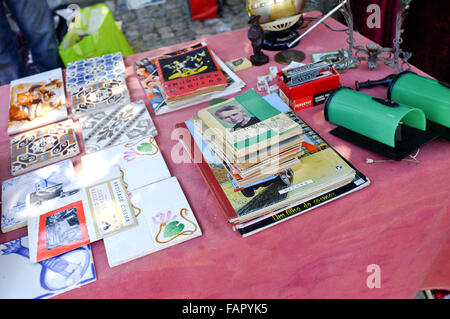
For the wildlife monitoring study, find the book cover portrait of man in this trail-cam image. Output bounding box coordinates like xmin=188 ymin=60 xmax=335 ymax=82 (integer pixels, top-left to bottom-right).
xmin=214 ymin=104 xmax=260 ymax=131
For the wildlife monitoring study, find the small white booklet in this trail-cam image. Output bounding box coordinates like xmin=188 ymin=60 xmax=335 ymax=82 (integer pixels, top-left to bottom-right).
xmin=1 ymin=159 xmax=75 ymax=233
xmin=27 ymin=166 xmax=137 ymax=263
xmin=81 ymin=136 xmax=170 ymax=192
xmin=104 ymin=176 xmax=202 ymax=267
xmin=0 ymin=236 xmax=96 ymax=299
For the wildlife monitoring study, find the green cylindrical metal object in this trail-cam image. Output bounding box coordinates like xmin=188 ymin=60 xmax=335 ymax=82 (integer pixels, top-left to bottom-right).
xmin=324 ymin=87 xmax=427 ymax=148
xmin=387 ymin=72 xmax=450 ymax=128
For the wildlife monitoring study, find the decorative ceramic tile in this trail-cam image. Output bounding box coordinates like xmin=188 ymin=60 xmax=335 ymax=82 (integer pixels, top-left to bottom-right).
xmin=65 ymin=52 xmax=126 ymax=92
xmin=81 ymin=136 xmax=170 ymax=192
xmin=1 ymin=159 xmax=75 ymax=233
xmin=104 ymin=176 xmax=202 ymax=267
xmin=8 ymin=68 xmax=68 ymax=136
xmin=10 ymin=119 xmax=80 ymax=176
xmin=0 ymin=236 xmax=96 ymax=299
xmin=70 ymin=78 xmax=130 ymax=118
xmin=79 ymin=100 xmax=157 ymax=154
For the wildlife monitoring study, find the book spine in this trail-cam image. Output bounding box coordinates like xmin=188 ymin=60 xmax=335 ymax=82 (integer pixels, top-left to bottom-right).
xmin=174 ymin=123 xmax=238 ymax=222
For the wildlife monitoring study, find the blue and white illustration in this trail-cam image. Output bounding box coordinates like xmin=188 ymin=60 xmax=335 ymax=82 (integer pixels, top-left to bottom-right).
xmin=1 ymin=159 xmax=75 ymax=233
xmin=0 ymin=236 xmax=96 ymax=299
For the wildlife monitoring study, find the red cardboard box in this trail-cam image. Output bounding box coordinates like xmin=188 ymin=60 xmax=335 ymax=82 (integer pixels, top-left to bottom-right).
xmin=277 ymin=67 xmax=340 ymax=111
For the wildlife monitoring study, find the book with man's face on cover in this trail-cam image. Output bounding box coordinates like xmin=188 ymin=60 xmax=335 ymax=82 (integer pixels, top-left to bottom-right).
xmin=197 ymin=89 xmax=303 ymax=159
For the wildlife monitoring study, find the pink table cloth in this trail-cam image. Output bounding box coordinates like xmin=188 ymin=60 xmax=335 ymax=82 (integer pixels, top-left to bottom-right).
xmin=1 ymin=12 xmax=449 ymax=299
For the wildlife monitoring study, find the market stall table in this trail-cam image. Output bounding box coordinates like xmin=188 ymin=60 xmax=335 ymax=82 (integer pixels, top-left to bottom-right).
xmin=0 ymin=11 xmax=449 ymax=299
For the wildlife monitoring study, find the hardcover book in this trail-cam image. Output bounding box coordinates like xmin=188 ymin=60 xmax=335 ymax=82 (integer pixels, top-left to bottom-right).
xmin=155 ymin=45 xmax=228 ymax=102
xmin=65 ymin=52 xmax=127 ymax=92
xmin=79 ymin=100 xmax=157 ymax=154
xmin=134 ymin=42 xmax=245 ymax=115
xmin=104 ymin=176 xmax=202 ymax=267
xmin=80 ymin=136 xmax=170 ymax=192
xmin=235 ymin=168 xmax=370 ymax=237
xmin=70 ymin=78 xmax=131 ymax=119
xmin=0 ymin=236 xmax=96 ymax=299
xmin=176 ymin=94 xmax=363 ymax=225
xmin=10 ymin=119 xmax=80 ymax=176
xmin=8 ymin=68 xmax=68 ymax=136
xmin=1 ymin=159 xmax=75 ymax=233
xmin=27 ymin=166 xmax=137 ymax=262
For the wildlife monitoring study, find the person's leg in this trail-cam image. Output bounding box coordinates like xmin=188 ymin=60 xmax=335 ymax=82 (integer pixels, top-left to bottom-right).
xmin=0 ymin=3 xmax=27 ymax=85
xmin=5 ymin=0 xmax=62 ymax=73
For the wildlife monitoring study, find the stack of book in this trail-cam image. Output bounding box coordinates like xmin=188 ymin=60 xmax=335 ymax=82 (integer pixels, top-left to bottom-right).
xmin=135 ymin=42 xmax=246 ymax=115
xmin=192 ymin=89 xmax=305 ymax=195
xmin=176 ymin=90 xmax=371 ymax=236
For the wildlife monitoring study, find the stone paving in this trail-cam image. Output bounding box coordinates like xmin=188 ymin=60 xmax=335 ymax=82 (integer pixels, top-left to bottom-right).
xmin=47 ymin=0 xmax=340 ymax=54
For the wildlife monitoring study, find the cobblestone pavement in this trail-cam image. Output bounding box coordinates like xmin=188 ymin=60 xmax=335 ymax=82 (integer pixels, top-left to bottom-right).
xmin=109 ymin=0 xmax=250 ymax=53
xmin=47 ymin=0 xmax=341 ymax=54
xmin=110 ymin=0 xmax=340 ymax=53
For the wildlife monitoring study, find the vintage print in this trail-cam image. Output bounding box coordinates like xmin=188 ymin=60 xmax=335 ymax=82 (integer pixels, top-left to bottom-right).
xmin=8 ymin=68 xmax=68 ymax=135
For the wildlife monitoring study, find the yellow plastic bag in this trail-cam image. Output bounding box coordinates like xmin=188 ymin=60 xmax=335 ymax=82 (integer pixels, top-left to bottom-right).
xmin=59 ymin=4 xmax=134 ymax=66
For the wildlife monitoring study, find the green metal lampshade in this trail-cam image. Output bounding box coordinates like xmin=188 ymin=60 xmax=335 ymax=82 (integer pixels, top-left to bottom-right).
xmin=387 ymin=72 xmax=450 ymax=128
xmin=325 ymin=87 xmax=426 ymax=148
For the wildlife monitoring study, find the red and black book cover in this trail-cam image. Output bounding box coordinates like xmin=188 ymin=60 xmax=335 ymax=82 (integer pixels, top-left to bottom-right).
xmin=156 ymin=45 xmax=228 ymax=102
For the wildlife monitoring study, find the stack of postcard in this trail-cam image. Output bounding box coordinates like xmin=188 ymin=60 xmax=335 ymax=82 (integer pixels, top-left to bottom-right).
xmin=176 ymin=92 xmax=370 ymax=236
xmin=135 ymin=42 xmax=246 ymax=115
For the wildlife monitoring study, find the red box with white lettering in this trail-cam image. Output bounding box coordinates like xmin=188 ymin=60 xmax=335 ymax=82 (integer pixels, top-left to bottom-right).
xmin=276 ymin=67 xmax=340 ymax=111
